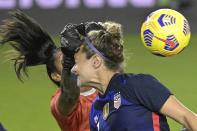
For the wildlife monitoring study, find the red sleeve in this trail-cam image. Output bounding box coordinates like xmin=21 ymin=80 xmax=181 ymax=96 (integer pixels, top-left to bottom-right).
xmin=50 ymin=88 xmax=98 ymax=131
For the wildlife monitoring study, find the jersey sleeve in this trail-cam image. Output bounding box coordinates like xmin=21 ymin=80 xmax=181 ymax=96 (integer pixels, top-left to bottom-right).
xmin=132 ymin=74 xmax=173 ymax=112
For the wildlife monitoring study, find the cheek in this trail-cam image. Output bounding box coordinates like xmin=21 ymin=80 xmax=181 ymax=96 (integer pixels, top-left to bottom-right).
xmin=78 ymin=70 xmax=90 ymax=86
xmin=81 ymin=65 xmax=93 ymax=79
xmin=77 ymin=63 xmax=88 ymax=77
xmin=77 ymin=62 xmax=86 ymax=72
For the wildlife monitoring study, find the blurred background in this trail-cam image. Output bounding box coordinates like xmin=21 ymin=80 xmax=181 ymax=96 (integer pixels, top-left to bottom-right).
xmin=0 ymin=0 xmax=197 ymax=130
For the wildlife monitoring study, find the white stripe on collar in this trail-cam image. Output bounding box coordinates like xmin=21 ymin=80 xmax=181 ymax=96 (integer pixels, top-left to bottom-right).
xmin=80 ymin=88 xmax=96 ymax=96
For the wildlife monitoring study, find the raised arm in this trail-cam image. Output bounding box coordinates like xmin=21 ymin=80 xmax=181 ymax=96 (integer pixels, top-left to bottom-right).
xmin=57 ymin=24 xmax=81 ymax=115
xmin=57 ymin=22 xmax=106 ymax=115
xmin=160 ymin=95 xmax=197 ymax=131
xmin=57 ymin=69 xmax=80 ymax=115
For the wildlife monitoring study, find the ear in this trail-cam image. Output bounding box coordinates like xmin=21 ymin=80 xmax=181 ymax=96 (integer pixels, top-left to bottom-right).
xmin=92 ymin=54 xmax=102 ymax=69
xmin=51 ymin=72 xmax=61 ymax=82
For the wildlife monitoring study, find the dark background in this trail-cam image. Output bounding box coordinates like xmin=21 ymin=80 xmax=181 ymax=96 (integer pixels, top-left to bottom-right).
xmin=0 ymin=0 xmax=196 ymax=34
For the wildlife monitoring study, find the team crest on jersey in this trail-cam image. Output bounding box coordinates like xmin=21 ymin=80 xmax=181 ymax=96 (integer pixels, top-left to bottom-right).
xmin=114 ymin=92 xmax=121 ymax=109
xmin=103 ymin=103 xmax=109 ymax=120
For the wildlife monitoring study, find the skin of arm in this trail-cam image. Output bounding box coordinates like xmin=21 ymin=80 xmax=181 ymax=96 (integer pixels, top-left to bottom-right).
xmin=56 ymin=23 xmax=82 ymax=116
xmin=57 ymin=69 xmax=80 ymax=116
xmin=160 ymin=95 xmax=197 ymax=131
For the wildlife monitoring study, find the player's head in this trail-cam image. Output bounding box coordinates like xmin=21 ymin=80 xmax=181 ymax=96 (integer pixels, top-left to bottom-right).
xmin=71 ymin=21 xmax=124 ymax=87
xmin=46 ymin=48 xmax=62 ymax=86
xmin=0 ymin=10 xmax=62 ymax=86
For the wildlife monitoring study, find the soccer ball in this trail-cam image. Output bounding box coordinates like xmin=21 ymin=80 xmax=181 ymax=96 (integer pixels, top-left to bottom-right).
xmin=141 ymin=9 xmax=191 ymax=57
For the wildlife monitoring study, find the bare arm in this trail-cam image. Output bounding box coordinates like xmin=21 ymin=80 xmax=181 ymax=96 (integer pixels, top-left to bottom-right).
xmin=57 ymin=23 xmax=82 ymax=116
xmin=160 ymin=95 xmax=197 ymax=131
xmin=57 ymin=69 xmax=80 ymax=116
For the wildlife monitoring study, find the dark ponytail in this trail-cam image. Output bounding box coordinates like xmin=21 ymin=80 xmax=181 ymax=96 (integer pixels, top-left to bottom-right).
xmin=0 ymin=10 xmax=58 ymax=84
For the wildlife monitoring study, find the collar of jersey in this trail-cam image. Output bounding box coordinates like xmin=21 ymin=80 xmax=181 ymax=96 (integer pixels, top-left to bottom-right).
xmin=99 ymin=73 xmax=120 ymax=98
xmin=80 ymin=88 xmax=96 ymax=96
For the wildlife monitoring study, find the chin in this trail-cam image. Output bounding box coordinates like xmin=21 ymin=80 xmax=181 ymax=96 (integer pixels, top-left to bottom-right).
xmin=77 ymin=80 xmax=88 ymax=88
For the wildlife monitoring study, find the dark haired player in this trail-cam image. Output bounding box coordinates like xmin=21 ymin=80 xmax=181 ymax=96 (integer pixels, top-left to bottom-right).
xmin=0 ymin=10 xmax=104 ymax=131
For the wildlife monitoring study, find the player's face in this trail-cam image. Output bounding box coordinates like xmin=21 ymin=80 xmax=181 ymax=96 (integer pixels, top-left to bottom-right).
xmin=71 ymin=47 xmax=95 ymax=87
xmin=54 ymin=50 xmax=92 ymax=92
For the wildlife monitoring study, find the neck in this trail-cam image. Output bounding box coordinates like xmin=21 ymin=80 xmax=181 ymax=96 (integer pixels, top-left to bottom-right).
xmin=87 ymin=70 xmax=116 ymax=95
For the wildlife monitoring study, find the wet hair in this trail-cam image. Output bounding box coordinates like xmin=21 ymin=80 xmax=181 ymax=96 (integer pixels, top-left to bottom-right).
xmin=0 ymin=10 xmax=60 ymax=86
xmin=81 ymin=21 xmax=124 ymax=72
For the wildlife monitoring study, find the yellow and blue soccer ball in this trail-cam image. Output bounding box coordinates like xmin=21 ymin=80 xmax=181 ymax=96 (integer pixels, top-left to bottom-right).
xmin=141 ymin=9 xmax=191 ymax=56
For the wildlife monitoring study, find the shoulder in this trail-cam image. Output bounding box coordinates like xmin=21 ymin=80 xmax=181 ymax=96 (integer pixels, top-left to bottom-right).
xmin=51 ymin=88 xmax=61 ymax=98
xmin=126 ymin=73 xmax=155 ymax=81
xmin=125 ymin=73 xmax=166 ymax=91
xmin=115 ymin=73 xmax=155 ymax=81
xmin=108 ymin=73 xmax=155 ymax=93
xmin=115 ymin=73 xmax=165 ymax=97
xmin=116 ymin=73 xmax=156 ymax=87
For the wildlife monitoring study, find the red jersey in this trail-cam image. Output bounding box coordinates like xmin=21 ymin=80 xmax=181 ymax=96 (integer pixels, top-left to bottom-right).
xmin=50 ymin=88 xmax=98 ymax=131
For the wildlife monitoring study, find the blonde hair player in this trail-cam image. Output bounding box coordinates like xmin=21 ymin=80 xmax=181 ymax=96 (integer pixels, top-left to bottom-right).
xmin=61 ymin=21 xmax=197 ymax=131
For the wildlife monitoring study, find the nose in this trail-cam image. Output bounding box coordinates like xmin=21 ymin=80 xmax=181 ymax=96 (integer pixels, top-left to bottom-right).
xmin=71 ymin=64 xmax=77 ymax=75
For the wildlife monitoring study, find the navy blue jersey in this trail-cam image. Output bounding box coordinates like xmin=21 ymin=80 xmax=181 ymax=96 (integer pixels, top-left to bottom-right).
xmin=0 ymin=123 xmax=6 ymax=131
xmin=90 ymin=73 xmax=172 ymax=131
